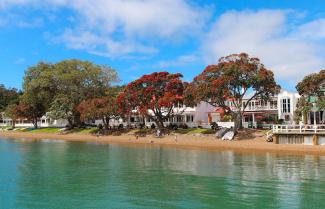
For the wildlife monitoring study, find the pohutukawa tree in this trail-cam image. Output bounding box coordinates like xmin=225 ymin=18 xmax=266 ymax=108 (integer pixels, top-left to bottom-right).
xmin=117 ymin=72 xmax=185 ymax=129
xmin=4 ymin=103 xmax=25 ymax=129
xmin=185 ymin=53 xmax=280 ymax=132
xmin=77 ymin=96 xmax=120 ymax=130
xmin=296 ymin=70 xmax=325 ymax=97
xmin=296 ymin=70 xmax=325 ymax=123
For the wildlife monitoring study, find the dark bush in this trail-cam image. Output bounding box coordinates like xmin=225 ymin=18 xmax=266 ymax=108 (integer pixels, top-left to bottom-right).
xmin=210 ymin=122 xmax=218 ymax=130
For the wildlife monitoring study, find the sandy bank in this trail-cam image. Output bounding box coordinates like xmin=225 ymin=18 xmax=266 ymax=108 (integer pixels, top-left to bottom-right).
xmin=1 ymin=131 xmax=325 ymax=155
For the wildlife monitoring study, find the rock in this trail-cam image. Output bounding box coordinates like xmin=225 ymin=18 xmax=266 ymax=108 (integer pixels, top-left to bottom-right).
xmin=222 ymin=131 xmax=235 ymax=140
xmin=266 ymin=134 xmax=273 ymax=142
xmin=215 ymin=128 xmax=229 ymax=138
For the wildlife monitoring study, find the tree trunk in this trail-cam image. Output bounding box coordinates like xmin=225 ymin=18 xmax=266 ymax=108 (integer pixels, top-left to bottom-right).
xmin=233 ymin=113 xmax=242 ymax=134
xmin=103 ymin=117 xmax=110 ymax=130
xmin=12 ymin=120 xmax=16 ymax=129
xmin=154 ymin=117 xmax=164 ymax=130
xmin=303 ymin=111 xmax=308 ymax=124
xmin=73 ymin=111 xmax=81 ymax=127
xmin=33 ymin=118 xmax=38 ymax=129
xmin=67 ymin=118 xmax=74 ymax=128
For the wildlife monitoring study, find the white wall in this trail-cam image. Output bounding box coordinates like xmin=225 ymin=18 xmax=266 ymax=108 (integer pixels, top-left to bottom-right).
xmin=277 ymin=90 xmax=300 ymax=124
xmin=194 ymin=102 xmax=215 ymax=124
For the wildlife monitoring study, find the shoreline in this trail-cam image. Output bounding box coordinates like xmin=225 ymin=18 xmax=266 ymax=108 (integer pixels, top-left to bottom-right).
xmin=1 ymin=131 xmax=325 ymax=156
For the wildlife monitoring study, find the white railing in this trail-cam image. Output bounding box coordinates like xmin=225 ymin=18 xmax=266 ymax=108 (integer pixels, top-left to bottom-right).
xmin=246 ymin=106 xmax=278 ymax=111
xmin=272 ymin=125 xmax=325 ymax=134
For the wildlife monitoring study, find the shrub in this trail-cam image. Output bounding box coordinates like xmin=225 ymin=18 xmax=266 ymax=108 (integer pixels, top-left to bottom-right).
xmin=210 ymin=122 xmax=218 ymax=130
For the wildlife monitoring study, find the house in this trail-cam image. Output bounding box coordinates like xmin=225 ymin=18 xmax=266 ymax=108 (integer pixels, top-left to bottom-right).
xmin=0 ymin=112 xmax=69 ymax=128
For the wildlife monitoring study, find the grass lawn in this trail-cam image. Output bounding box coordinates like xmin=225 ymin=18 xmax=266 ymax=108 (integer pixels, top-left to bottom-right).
xmin=173 ymin=128 xmax=215 ymax=135
xmin=68 ymin=127 xmax=98 ymax=134
xmin=28 ymin=127 xmax=61 ymax=133
xmin=8 ymin=126 xmax=215 ymax=135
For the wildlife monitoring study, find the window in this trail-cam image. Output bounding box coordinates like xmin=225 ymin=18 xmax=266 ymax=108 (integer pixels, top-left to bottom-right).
xmin=270 ymin=100 xmax=277 ymax=109
xmin=186 ymin=115 xmax=194 ymax=122
xmin=282 ymin=99 xmax=287 ymax=113
xmin=282 ymin=98 xmax=291 ymax=113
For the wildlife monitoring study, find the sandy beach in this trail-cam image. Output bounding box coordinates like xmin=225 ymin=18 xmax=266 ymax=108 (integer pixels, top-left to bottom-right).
xmin=1 ymin=130 xmax=325 ymax=155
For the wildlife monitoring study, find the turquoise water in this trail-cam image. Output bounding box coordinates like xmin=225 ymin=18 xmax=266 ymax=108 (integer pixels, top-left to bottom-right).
xmin=1 ymin=138 xmax=325 ymax=209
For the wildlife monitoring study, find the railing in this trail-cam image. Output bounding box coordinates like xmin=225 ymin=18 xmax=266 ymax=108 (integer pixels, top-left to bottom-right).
xmin=246 ymin=106 xmax=278 ymax=111
xmin=272 ymin=125 xmax=325 ymax=134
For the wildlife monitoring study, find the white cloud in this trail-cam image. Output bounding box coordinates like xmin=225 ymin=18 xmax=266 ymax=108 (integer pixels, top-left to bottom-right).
xmin=294 ymin=18 xmax=325 ymax=40
xmin=155 ymin=54 xmax=199 ymax=68
xmin=202 ymin=10 xmax=325 ymax=83
xmin=1 ymin=0 xmax=209 ymax=57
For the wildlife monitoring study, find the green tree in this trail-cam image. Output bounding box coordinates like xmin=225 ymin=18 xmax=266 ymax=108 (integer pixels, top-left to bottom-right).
xmin=22 ymin=60 xmax=119 ymax=128
xmin=0 ymin=84 xmax=20 ymax=111
xmin=185 ymin=53 xmax=280 ymax=132
xmin=22 ymin=62 xmax=56 ymax=128
xmin=294 ymin=97 xmax=312 ymax=124
xmin=48 ymin=95 xmax=74 ymax=127
xmin=296 ymin=70 xmax=325 ymax=124
xmin=51 ymin=60 xmax=119 ymax=127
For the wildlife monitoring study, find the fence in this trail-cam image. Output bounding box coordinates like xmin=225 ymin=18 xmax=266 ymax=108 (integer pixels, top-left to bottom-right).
xmin=272 ymin=125 xmax=325 ymax=134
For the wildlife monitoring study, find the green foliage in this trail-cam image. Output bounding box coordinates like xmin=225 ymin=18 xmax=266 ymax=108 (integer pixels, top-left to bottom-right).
xmin=48 ymin=95 xmax=74 ymax=125
xmin=296 ymin=70 xmax=325 ymax=97
xmin=0 ymin=84 xmax=20 ymax=112
xmin=221 ymin=115 xmax=232 ymax=122
xmin=22 ymin=60 xmax=119 ymax=128
xmin=185 ymin=53 xmax=280 ymax=132
xmin=294 ymin=96 xmax=312 ymax=124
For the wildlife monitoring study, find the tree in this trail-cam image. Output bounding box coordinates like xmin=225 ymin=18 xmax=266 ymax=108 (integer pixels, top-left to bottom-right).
xmin=48 ymin=95 xmax=74 ymax=127
xmin=117 ymin=72 xmax=185 ymax=129
xmin=0 ymin=84 xmax=20 ymax=111
xmin=22 ymin=60 xmax=119 ymax=128
xmin=22 ymin=62 xmax=56 ymax=128
xmin=185 ymin=53 xmax=280 ymax=132
xmin=294 ymin=96 xmax=312 ymax=124
xmin=296 ymin=70 xmax=325 ymax=97
xmin=296 ymin=70 xmax=325 ymax=124
xmin=51 ymin=60 xmax=119 ymax=127
xmin=77 ymin=95 xmax=120 ymax=130
xmin=4 ymin=104 xmax=24 ymax=128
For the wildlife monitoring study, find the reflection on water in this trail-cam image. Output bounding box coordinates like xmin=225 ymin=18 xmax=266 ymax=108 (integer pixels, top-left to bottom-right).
xmin=1 ymin=138 xmax=325 ymax=209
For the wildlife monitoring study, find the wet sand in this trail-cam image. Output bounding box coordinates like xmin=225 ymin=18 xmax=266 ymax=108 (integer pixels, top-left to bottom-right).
xmin=1 ymin=131 xmax=325 ymax=155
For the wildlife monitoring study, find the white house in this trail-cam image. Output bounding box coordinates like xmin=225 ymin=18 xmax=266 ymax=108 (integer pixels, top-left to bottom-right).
xmin=277 ymin=90 xmax=300 ymax=124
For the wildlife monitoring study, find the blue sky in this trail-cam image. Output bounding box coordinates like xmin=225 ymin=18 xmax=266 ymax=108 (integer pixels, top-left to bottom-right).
xmin=1 ymin=0 xmax=325 ymax=91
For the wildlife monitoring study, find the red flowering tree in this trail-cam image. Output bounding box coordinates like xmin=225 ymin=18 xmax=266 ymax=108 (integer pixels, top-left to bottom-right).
xmin=77 ymin=96 xmax=119 ymax=130
xmin=117 ymin=72 xmax=185 ymax=129
xmin=4 ymin=104 xmax=24 ymax=128
xmin=185 ymin=53 xmax=280 ymax=132
xmin=296 ymin=70 xmax=325 ymax=97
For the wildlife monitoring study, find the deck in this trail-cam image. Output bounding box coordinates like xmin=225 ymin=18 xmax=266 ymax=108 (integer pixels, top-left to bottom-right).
xmin=272 ymin=125 xmax=325 ymax=135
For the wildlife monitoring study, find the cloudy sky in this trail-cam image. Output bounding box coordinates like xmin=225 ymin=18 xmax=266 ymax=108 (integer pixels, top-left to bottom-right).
xmin=1 ymin=0 xmax=325 ymax=91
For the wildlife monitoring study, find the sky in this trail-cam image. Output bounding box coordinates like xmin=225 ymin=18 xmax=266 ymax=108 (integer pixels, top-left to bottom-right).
xmin=1 ymin=0 xmax=325 ymax=91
